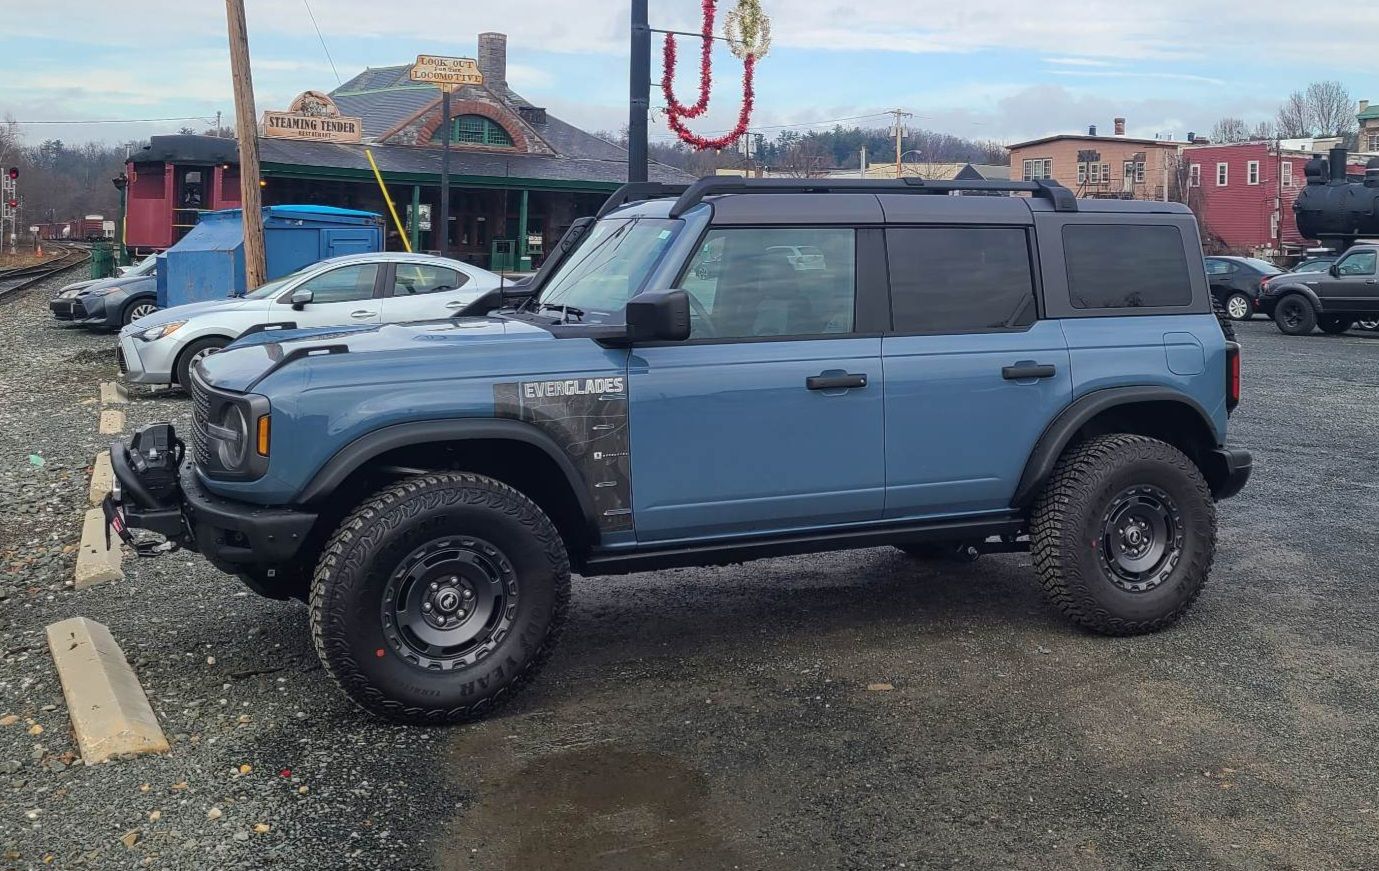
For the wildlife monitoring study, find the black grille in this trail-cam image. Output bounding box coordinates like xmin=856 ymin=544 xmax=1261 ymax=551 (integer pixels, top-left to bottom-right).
xmin=189 ymin=375 xmax=212 ymax=467
xmin=71 ymin=301 xmax=87 ymax=318
xmin=117 ymin=347 xmax=127 ymax=373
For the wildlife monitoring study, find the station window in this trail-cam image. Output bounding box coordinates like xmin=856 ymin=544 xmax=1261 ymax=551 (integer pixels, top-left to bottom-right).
xmin=452 ymin=115 xmax=514 ymax=147
xmin=1247 ymin=161 xmax=1261 ymax=185
xmin=1189 ymin=164 xmax=1201 ymax=187
xmin=1282 ymin=162 xmax=1294 ymax=187
xmin=1022 ymin=158 xmax=1052 ymax=181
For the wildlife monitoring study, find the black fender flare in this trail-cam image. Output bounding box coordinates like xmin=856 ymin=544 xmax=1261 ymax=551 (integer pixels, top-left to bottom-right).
xmin=1269 ymin=283 xmax=1323 ymax=312
xmin=1011 ymin=387 xmax=1219 ymax=509
xmin=294 ymin=419 xmax=600 ymax=537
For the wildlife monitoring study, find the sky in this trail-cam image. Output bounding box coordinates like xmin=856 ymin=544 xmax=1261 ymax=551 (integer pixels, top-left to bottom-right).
xmin=2 ymin=1 xmax=1377 ymax=150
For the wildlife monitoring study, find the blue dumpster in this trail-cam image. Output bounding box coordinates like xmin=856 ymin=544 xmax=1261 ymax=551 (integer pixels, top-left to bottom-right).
xmin=157 ymin=205 xmax=384 ymax=308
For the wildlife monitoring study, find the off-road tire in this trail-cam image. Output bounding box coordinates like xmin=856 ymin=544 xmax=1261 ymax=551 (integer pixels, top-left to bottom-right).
xmin=1224 ymin=292 xmax=1252 ymax=322
xmin=1030 ymin=434 xmax=1215 ymax=636
xmin=309 ymin=473 xmax=570 ymax=724
xmin=174 ymin=337 xmax=229 ymax=387
xmin=1318 ymin=315 xmax=1354 ymax=335
xmin=1273 ymin=295 xmax=1316 ymax=336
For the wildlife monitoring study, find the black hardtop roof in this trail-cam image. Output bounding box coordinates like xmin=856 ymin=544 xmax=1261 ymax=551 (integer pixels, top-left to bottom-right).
xmin=599 ymin=177 xmax=1193 ymax=223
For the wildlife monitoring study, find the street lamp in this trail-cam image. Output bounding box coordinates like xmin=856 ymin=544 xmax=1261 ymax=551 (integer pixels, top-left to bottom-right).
xmin=111 ymin=172 xmax=129 ymax=267
xmin=898 ymin=150 xmax=924 ymax=177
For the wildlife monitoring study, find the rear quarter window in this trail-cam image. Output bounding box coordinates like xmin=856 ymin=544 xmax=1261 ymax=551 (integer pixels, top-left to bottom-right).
xmin=1064 ymin=224 xmax=1192 ymax=309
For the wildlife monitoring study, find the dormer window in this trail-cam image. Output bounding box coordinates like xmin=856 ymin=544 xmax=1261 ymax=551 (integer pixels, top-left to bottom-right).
xmin=452 ymin=115 xmax=513 ymax=147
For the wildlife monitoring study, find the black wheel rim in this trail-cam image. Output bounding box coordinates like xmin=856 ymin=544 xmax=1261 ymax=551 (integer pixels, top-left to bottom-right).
xmin=1280 ymin=300 xmax=1304 ymax=329
xmin=1097 ymin=485 xmax=1184 ymax=593
xmin=381 ymin=536 xmax=518 ymax=670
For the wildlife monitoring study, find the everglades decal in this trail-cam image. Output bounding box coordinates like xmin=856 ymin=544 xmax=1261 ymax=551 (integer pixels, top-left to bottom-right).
xmin=494 ymin=376 xmax=633 ymax=532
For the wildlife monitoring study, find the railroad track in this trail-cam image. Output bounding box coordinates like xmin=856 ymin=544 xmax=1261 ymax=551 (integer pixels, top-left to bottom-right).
xmin=0 ymin=244 xmax=91 ymax=300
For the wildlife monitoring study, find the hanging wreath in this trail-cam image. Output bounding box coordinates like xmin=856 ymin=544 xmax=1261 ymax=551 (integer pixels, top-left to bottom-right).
xmin=661 ymin=0 xmax=770 ymax=151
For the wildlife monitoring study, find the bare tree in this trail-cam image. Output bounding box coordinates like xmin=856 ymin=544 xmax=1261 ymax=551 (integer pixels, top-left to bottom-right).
xmin=1276 ymin=81 xmax=1357 ymax=138
xmin=1210 ymin=117 xmax=1250 ymax=144
xmin=1250 ymin=120 xmax=1277 ymax=141
xmin=774 ymin=141 xmax=830 ymax=178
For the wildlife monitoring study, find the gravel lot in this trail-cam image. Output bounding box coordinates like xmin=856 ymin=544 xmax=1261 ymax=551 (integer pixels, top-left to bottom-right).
xmin=3 ymin=273 xmax=1378 ymax=870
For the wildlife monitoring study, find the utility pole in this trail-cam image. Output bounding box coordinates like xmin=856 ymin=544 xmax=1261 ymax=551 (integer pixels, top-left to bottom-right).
xmin=224 ymin=0 xmax=267 ymax=290
xmin=215 ymin=111 xmax=223 ymax=136
xmin=888 ymin=108 xmax=913 ymax=179
xmin=628 ymin=0 xmax=650 ymax=183
xmin=438 ymin=89 xmax=451 ymax=258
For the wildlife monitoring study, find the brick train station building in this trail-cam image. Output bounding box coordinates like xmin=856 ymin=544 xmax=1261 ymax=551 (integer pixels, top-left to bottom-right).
xmin=125 ymin=32 xmax=691 ymax=269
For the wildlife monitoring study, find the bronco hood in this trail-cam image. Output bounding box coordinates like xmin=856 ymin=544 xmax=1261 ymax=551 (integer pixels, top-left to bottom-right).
xmin=199 ymin=316 xmax=555 ymax=392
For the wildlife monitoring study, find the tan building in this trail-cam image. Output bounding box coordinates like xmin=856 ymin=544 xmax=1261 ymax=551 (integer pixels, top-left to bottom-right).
xmin=1359 ymin=101 xmax=1379 ymax=153
xmin=1007 ymin=119 xmax=1188 ymax=200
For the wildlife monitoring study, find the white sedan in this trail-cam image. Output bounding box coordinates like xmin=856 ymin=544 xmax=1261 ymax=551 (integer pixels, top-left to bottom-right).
xmin=118 ymin=253 xmax=502 ymax=387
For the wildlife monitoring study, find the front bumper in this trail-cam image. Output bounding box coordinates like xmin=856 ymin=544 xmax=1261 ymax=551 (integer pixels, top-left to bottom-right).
xmin=117 ymin=333 xmax=173 ymax=384
xmin=1206 ymin=447 xmax=1252 ymax=501
xmin=50 ymin=297 xmax=77 ymax=320
xmin=71 ymin=293 xmax=110 ymax=325
xmin=107 ymin=427 xmax=318 ymax=570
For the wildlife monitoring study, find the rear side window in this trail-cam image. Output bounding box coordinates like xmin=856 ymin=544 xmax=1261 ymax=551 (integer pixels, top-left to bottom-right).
xmin=886 ymin=227 xmax=1036 ymax=333
xmin=1064 ymin=225 xmax=1192 ymax=309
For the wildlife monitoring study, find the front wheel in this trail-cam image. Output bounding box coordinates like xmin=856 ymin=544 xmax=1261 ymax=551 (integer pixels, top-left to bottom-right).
xmin=1224 ymin=293 xmax=1252 ymax=321
xmin=309 ymin=473 xmax=570 ymax=724
xmin=1273 ymin=295 xmax=1316 ymax=335
xmin=1318 ymin=315 xmax=1355 ymax=335
xmin=1356 ymin=319 xmax=1379 ymax=331
xmin=174 ymin=337 xmax=229 ymax=387
xmin=121 ymin=298 xmax=159 ymax=327
xmin=1030 ymin=434 xmax=1215 ymax=636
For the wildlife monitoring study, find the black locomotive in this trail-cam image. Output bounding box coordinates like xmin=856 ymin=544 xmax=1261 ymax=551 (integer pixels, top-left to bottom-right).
xmin=1293 ymin=146 xmax=1379 ymax=250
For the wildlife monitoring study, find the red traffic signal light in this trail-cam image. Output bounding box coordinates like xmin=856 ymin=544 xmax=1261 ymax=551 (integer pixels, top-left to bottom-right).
xmin=4 ymin=200 xmax=16 ymax=209
xmin=5 ymin=167 xmax=16 ymax=181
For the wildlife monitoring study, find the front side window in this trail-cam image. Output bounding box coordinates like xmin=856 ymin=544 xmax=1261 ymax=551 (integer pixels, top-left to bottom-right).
xmin=292 ymin=264 xmax=380 ymax=304
xmin=392 ymin=264 xmax=467 ymax=296
xmin=678 ymin=228 xmax=856 ymax=340
xmin=1337 ymin=251 xmax=1377 ymax=276
xmin=1065 ymin=224 xmax=1192 ymax=309
xmin=887 ymin=227 xmax=1035 ymax=333
xmin=537 ymin=218 xmax=679 ymax=323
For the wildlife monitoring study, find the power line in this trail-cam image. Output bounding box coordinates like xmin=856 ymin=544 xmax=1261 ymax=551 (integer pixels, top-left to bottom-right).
xmin=9 ymin=116 xmax=218 ymax=125
xmin=647 ymin=111 xmax=904 ymax=139
xmin=303 ymin=0 xmax=342 ymax=86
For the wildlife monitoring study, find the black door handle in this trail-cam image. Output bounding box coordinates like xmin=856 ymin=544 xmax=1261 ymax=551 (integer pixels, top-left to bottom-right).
xmin=807 ymin=373 xmax=868 ymax=390
xmin=1003 ymin=363 xmax=1057 ymax=380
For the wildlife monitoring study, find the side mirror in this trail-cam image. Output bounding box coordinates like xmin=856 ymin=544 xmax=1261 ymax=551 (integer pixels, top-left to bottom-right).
xmin=626 ymin=290 xmax=691 ymax=343
xmin=1329 ymin=263 xmax=1341 ymax=277
xmin=290 ymin=288 xmax=313 ymax=310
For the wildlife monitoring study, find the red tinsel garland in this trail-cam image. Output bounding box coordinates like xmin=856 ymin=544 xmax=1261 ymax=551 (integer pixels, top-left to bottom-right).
xmin=661 ymin=0 xmax=755 ymax=151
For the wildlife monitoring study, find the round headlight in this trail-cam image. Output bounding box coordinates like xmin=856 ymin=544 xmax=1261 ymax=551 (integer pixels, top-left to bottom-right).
xmin=216 ymin=404 xmax=250 ymax=470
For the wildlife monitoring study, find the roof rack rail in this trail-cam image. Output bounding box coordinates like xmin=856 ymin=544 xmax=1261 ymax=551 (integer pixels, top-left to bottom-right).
xmin=597 ymin=182 xmax=691 ymax=218
xmin=666 ymin=176 xmax=1078 ymax=218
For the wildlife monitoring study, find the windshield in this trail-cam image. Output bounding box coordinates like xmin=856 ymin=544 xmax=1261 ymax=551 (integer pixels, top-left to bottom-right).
xmin=131 ymin=255 xmax=158 ymax=276
xmin=1243 ymin=258 xmax=1283 ymax=274
xmin=1293 ymin=258 xmax=1333 ymax=273
xmin=240 ymin=266 xmax=314 ymax=300
xmin=535 ymin=217 xmax=679 ymax=322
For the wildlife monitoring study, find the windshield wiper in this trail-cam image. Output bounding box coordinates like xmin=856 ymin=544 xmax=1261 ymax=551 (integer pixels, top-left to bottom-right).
xmin=538 ymin=303 xmax=585 ymax=323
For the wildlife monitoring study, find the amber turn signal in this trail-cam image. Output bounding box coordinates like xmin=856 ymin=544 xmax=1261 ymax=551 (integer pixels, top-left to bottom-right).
xmin=256 ymin=415 xmax=271 ymax=457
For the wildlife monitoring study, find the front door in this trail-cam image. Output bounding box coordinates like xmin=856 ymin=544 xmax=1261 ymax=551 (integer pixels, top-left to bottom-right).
xmin=1322 ymin=248 xmax=1379 ymax=312
xmin=281 ymin=262 xmax=383 ymax=327
xmin=881 ymin=226 xmax=1072 ymax=518
xmin=629 ymin=226 xmax=885 ymax=543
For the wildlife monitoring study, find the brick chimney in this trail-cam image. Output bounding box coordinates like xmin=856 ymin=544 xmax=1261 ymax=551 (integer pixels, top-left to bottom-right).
xmin=1361 ymin=100 xmax=1371 ymax=114
xmin=477 ymin=32 xmax=507 ymax=90
xmin=1114 ymin=117 xmax=1126 ymax=136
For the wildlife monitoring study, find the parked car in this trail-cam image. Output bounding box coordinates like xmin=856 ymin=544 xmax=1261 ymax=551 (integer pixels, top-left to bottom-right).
xmin=1206 ymin=256 xmax=1283 ymax=321
xmin=117 ymin=253 xmax=502 ymax=388
xmin=106 ymin=177 xmax=1249 ymax=724
xmin=1261 ymin=244 xmax=1379 ymax=335
xmin=50 ymin=255 xmax=159 ymax=327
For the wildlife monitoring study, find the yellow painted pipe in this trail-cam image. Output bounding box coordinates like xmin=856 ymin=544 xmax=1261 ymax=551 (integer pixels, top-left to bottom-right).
xmin=364 ymin=148 xmax=412 ymax=253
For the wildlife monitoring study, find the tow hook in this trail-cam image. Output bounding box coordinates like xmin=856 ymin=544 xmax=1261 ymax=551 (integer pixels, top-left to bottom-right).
xmin=103 ymin=493 xmax=181 ymax=557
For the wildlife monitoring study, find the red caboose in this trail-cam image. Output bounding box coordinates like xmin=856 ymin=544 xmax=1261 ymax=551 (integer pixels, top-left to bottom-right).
xmin=125 ymin=136 xmax=241 ymax=252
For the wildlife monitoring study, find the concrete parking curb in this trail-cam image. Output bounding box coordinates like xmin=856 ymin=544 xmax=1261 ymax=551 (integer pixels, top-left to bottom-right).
xmin=99 ymin=409 xmax=125 ymax=435
xmin=45 ymin=617 xmax=169 ymax=764
xmin=75 ymin=507 xmax=122 ymax=588
xmin=89 ymin=450 xmax=114 ymax=506
xmin=99 ymin=381 xmax=128 ymax=405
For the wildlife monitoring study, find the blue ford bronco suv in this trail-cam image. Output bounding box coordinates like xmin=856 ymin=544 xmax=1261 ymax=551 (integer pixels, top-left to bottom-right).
xmin=106 ymin=177 xmax=1251 ymax=723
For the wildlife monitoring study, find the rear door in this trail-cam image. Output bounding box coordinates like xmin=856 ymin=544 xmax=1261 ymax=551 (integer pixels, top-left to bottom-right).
xmin=380 ymin=262 xmax=474 ymax=323
xmin=881 ymin=223 xmax=1072 ymax=518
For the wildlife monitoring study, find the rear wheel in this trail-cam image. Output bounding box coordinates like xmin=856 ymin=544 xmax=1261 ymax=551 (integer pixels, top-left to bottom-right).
xmin=1356 ymin=319 xmax=1379 ymax=331
xmin=1273 ymin=295 xmax=1316 ymax=335
xmin=1224 ymin=293 xmax=1252 ymax=321
xmin=174 ymin=337 xmax=229 ymax=387
xmin=1030 ymin=434 xmax=1215 ymax=636
xmin=309 ymin=473 xmax=570 ymax=724
xmin=1318 ymin=315 xmax=1355 ymax=335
